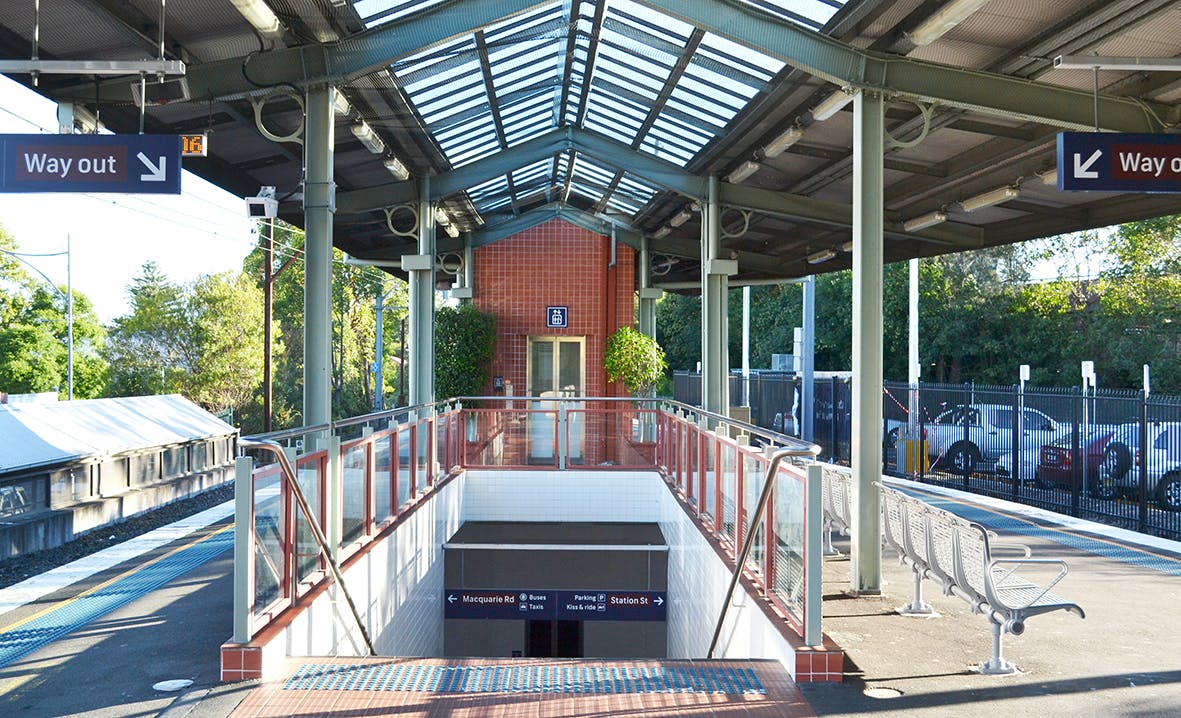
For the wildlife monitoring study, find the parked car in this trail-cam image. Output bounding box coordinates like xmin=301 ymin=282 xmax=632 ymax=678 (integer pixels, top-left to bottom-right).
xmin=1093 ymin=422 xmax=1181 ymax=509
xmin=1036 ymin=428 xmax=1116 ymax=492
xmin=925 ymin=404 xmax=1068 ymax=475
xmin=995 ymin=448 xmax=1041 ymax=485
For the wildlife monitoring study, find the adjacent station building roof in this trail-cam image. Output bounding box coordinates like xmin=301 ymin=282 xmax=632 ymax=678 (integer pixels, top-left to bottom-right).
xmin=0 ymin=395 xmax=236 ymax=476
xmin=1 ymin=1 xmax=1179 ymax=288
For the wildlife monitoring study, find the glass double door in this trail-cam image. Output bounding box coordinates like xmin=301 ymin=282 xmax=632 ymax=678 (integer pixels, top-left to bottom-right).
xmin=527 ymin=337 xmax=584 ymax=461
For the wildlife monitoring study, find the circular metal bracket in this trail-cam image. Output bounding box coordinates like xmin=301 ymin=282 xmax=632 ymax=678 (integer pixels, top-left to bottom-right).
xmin=250 ymin=90 xmax=305 ymax=145
xmin=384 ymin=204 xmax=419 ymax=238
xmin=651 ymin=254 xmax=677 ymax=276
xmin=719 ymin=207 xmax=752 ymax=240
xmin=885 ymin=100 xmax=933 ymax=150
xmin=437 ymin=252 xmax=464 ymax=276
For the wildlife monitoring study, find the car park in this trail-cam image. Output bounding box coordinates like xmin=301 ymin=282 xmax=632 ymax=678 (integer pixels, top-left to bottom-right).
xmin=995 ymin=448 xmax=1041 ymax=485
xmin=1093 ymin=422 xmax=1181 ymax=509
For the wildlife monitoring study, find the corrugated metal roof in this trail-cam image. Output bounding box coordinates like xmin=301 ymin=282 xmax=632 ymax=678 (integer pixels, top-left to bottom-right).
xmin=0 ymin=395 xmax=236 ymax=477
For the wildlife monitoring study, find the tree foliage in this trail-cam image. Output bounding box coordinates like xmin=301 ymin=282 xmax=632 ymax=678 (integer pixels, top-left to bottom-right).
xmin=0 ymin=224 xmax=106 ymax=397
xmin=104 ymin=262 xmax=263 ymax=419
xmin=604 ymin=326 xmax=667 ymax=395
xmin=435 ymin=303 xmax=496 ymax=399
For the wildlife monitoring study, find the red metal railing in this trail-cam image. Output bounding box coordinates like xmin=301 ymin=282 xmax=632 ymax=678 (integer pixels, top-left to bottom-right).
xmin=236 ymin=398 xmax=821 ymax=644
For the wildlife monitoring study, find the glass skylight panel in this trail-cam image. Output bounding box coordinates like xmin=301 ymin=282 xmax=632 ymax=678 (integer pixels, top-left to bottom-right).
xmin=355 ymin=0 xmax=449 ymax=28
xmin=736 ymin=0 xmax=846 ymax=30
xmin=611 ymin=0 xmax=694 ymax=42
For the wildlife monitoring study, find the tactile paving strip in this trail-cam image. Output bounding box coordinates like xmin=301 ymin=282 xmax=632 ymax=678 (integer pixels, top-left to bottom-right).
xmin=0 ymin=528 xmax=233 ymax=668
xmin=283 ymin=662 xmax=766 ymax=694
xmin=903 ymin=487 xmax=1181 ymax=576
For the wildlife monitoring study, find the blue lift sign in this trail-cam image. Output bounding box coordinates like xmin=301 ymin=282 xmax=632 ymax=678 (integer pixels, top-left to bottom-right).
xmin=1057 ymin=132 xmax=1181 ymax=193
xmin=0 ymin=134 xmax=182 ymax=194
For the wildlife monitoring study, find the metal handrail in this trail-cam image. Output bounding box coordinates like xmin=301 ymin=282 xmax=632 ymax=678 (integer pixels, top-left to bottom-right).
xmin=707 ymin=444 xmax=820 ymax=659
xmin=237 ymin=437 xmax=376 ymax=656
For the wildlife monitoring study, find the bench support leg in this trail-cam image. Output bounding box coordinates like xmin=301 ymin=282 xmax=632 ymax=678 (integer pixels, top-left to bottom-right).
xmin=898 ymin=570 xmax=933 ymax=615
xmin=822 ymin=522 xmax=841 ymax=556
xmin=978 ymin=620 xmax=1017 ymax=675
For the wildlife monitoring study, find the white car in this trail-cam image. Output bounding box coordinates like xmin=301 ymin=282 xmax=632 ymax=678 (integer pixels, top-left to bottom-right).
xmin=995 ymin=448 xmax=1041 ymax=485
xmin=924 ymin=404 xmax=1068 ymax=475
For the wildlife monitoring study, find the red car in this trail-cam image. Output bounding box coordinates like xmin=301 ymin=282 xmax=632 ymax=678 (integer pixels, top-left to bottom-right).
xmin=1036 ymin=428 xmax=1115 ymax=491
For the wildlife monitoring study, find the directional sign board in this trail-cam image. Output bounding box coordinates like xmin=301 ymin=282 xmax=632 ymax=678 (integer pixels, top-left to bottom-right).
xmin=0 ymin=134 xmax=182 ymax=194
xmin=445 ymin=589 xmax=666 ymax=622
xmin=1057 ymin=132 xmax=1181 ymax=193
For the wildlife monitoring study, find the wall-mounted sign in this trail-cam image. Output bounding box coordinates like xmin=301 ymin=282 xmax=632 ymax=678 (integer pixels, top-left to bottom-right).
xmin=1057 ymin=132 xmax=1181 ymax=193
xmin=546 ymin=306 xmax=568 ymax=328
xmin=445 ymin=588 xmax=665 ymax=622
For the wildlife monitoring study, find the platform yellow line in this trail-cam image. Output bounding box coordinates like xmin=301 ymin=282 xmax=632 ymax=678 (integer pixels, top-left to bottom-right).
xmin=0 ymin=523 xmax=232 ymax=636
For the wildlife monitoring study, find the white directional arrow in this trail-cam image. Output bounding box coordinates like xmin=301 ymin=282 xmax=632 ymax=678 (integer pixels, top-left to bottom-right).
xmin=137 ymin=152 xmax=167 ymax=182
xmin=1074 ymin=149 xmax=1102 ymax=179
xmin=654 ymin=596 xmax=664 ymax=606
xmin=447 ymin=594 xmax=457 ymax=604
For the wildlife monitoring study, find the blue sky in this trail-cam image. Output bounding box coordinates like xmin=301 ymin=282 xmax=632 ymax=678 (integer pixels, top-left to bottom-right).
xmin=0 ymin=75 xmax=256 ymax=322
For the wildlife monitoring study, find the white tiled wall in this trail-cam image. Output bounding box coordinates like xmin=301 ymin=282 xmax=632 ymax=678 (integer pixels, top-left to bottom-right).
xmin=282 ymin=474 xmax=467 ymax=658
xmin=658 ymin=484 xmax=797 ymax=674
xmin=279 ymin=468 xmax=794 ymax=673
xmin=462 ymin=470 xmax=665 ymax=522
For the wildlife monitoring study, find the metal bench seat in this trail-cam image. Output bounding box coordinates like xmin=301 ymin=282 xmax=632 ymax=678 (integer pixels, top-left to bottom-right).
xmin=875 ymin=484 xmax=1084 ymax=674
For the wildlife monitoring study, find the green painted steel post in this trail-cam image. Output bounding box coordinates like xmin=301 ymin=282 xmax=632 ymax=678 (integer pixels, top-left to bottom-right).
xmin=303 ymin=84 xmax=335 ymax=431
xmin=407 ymin=177 xmax=436 ymax=410
xmin=701 ymin=175 xmax=729 ymax=422
xmin=851 ymin=89 xmax=884 ymax=595
xmin=233 ymin=455 xmax=254 ymax=644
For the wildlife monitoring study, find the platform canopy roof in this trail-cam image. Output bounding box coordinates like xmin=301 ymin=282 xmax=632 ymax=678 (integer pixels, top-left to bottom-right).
xmin=2 ymin=0 xmax=1179 ymax=287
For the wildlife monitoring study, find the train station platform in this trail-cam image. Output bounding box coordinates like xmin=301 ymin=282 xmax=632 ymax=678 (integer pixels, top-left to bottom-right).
xmin=2 ymin=472 xmax=1181 ymax=717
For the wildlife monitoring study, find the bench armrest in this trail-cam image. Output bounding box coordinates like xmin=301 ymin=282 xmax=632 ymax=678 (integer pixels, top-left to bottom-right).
xmin=989 ymin=557 xmax=1069 ymax=609
xmin=990 ymin=541 xmax=1033 ymax=558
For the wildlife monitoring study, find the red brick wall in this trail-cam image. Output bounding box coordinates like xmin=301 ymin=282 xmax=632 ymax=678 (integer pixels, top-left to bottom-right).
xmin=473 ymin=219 xmax=635 ymax=398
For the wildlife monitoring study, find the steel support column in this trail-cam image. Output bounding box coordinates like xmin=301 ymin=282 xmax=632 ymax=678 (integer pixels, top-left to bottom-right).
xmin=407 ymin=178 xmax=436 ymax=409
xmin=304 ymin=84 xmax=335 ymax=430
xmin=701 ymin=175 xmax=729 ymax=420
xmin=801 ymin=275 xmax=815 ymax=442
xmin=638 ymin=236 xmax=659 ymax=339
xmin=851 ymin=90 xmax=883 ymax=594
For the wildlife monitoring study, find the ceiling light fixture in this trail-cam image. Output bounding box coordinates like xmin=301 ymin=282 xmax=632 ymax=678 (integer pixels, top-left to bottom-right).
xmin=669 ymin=206 xmax=694 ymax=227
xmin=350 ymin=121 xmax=385 ymax=154
xmin=907 ymin=0 xmax=991 ymax=47
xmin=653 ymin=226 xmax=671 ymax=239
xmin=840 ymin=240 xmax=854 ymax=252
xmin=810 ymin=89 xmax=853 ymax=121
xmin=333 ymin=91 xmax=351 ymax=117
xmin=763 ymin=125 xmax=804 ymax=158
xmin=383 ymin=157 xmax=409 ymax=181
xmin=960 ymin=185 xmax=1019 ymax=212
xmin=727 ymin=160 xmax=760 ymax=184
xmin=1038 ymin=169 xmax=1058 ymax=185
xmin=434 ymin=208 xmax=452 ymax=226
xmin=806 ymin=248 xmax=837 ymax=264
xmin=902 ymin=210 xmax=948 ymax=232
xmin=442 ymin=224 xmax=459 ymax=238
xmin=1053 ymin=56 xmax=1181 ymax=72
xmin=229 ymin=0 xmax=284 ymax=40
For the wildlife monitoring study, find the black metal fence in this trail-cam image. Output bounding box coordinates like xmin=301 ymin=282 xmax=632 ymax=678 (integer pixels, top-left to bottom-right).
xmin=672 ymin=371 xmax=1181 ymax=541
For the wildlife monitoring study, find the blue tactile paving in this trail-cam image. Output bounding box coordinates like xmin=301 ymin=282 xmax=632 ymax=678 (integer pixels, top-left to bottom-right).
xmin=900 ymin=486 xmax=1181 ymax=576
xmin=283 ymin=663 xmax=766 ymax=694
xmin=0 ymin=528 xmax=233 ymax=669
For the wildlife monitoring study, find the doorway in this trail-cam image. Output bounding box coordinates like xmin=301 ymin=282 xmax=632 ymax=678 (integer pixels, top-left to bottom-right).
xmin=525 ymin=620 xmax=583 ymax=658
xmin=526 ymin=337 xmax=585 ymax=462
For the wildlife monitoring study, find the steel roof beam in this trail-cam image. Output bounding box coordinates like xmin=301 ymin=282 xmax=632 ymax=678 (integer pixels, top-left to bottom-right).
xmin=636 ymin=0 xmax=1170 ymax=132
xmin=335 ymin=126 xmax=982 ymax=245
xmin=52 ymin=0 xmax=551 ymax=104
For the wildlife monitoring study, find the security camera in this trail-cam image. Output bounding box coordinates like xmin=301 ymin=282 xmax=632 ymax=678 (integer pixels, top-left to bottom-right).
xmin=246 ymin=197 xmax=278 ymax=218
xmin=246 ymin=186 xmax=278 ymax=218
